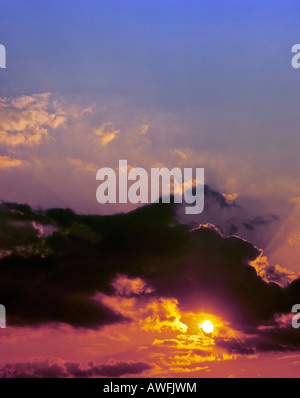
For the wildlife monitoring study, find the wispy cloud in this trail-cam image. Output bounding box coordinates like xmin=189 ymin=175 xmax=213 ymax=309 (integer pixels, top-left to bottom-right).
xmin=94 ymin=121 xmax=120 ymax=146
xmin=0 ymin=156 xmax=23 ymax=168
xmin=66 ymin=157 xmax=98 ymax=172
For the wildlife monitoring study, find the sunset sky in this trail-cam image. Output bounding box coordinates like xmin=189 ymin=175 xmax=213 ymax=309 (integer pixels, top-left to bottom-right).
xmin=1 ymin=0 xmax=300 ymax=378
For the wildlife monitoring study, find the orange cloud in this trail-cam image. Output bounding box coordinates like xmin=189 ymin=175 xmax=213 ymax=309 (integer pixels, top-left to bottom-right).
xmin=222 ymin=192 xmax=239 ymax=204
xmin=99 ymin=293 xmax=188 ymax=334
xmin=0 ymin=93 xmax=67 ymax=147
xmin=0 ymin=156 xmax=23 ymax=168
xmin=66 ymin=157 xmax=98 ymax=172
xmin=94 ymin=122 xmax=120 ymax=146
xmin=111 ymin=275 xmax=154 ymax=296
xmin=249 ymin=251 xmax=300 ymax=286
xmin=174 ymin=148 xmax=188 ymax=161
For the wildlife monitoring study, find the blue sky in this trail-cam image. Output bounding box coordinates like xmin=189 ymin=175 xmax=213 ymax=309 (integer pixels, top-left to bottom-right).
xmin=1 ymin=0 xmax=300 ymax=108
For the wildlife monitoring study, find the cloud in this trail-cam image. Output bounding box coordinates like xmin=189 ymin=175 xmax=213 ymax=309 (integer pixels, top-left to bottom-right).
xmin=111 ymin=275 xmax=154 ymax=296
xmin=176 ymin=185 xmax=282 ymax=254
xmin=243 ymin=214 xmax=279 ymax=231
xmin=249 ymin=253 xmax=300 ymax=287
xmin=0 ymin=359 xmax=151 ymax=378
xmin=0 ymin=359 xmax=66 ymax=378
xmin=66 ymin=157 xmax=98 ymax=173
xmin=0 ymin=202 xmax=57 ymax=254
xmin=88 ymin=361 xmax=151 ymax=378
xmin=138 ymin=124 xmax=149 ymax=135
xmin=174 ymin=148 xmax=188 ymax=161
xmin=94 ymin=122 xmax=120 ymax=146
xmin=215 ymin=338 xmax=255 ymax=355
xmin=0 ymin=192 xmax=299 ymax=356
xmin=100 ymin=293 xmax=188 ymax=334
xmin=222 ymin=193 xmax=239 ymax=205
xmin=0 ymin=156 xmax=23 ymax=168
xmin=215 ymin=323 xmax=300 ymax=354
xmin=0 ymin=93 xmax=67 ymax=147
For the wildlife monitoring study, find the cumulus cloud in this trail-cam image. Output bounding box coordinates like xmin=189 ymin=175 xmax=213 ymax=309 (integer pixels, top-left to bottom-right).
xmin=0 ymin=93 xmax=67 ymax=147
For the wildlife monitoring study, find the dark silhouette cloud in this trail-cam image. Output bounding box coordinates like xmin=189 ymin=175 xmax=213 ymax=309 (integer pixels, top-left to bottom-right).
xmin=0 ymin=190 xmax=299 ymax=354
xmin=215 ymin=323 xmax=300 ymax=354
xmin=243 ymin=214 xmax=279 ymax=231
xmin=0 ymin=199 xmax=185 ymax=328
xmin=144 ymin=226 xmax=291 ymax=328
xmin=0 ymin=360 xmax=151 ymax=378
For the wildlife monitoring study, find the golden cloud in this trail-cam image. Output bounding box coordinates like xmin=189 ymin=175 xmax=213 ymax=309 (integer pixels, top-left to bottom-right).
xmin=94 ymin=122 xmax=120 ymax=146
xmin=0 ymin=93 xmax=67 ymax=147
xmin=0 ymin=156 xmax=23 ymax=168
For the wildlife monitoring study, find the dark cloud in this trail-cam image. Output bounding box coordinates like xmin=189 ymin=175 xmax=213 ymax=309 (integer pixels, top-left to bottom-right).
xmin=0 ymin=360 xmax=67 ymax=378
xmin=203 ymin=185 xmax=238 ymax=210
xmin=215 ymin=324 xmax=300 ymax=355
xmin=176 ymin=185 xmax=281 ymax=250
xmin=0 ymin=253 xmax=123 ymax=328
xmin=144 ymin=226 xmax=290 ymax=328
xmin=0 ymin=199 xmax=184 ymax=328
xmin=0 ymin=360 xmax=151 ymax=378
xmin=0 ymin=191 xmax=299 ymax=356
xmin=215 ymin=338 xmax=255 ymax=355
xmin=243 ymin=214 xmax=279 ymax=231
xmin=0 ymin=202 xmax=56 ymax=255
xmin=87 ymin=361 xmax=151 ymax=378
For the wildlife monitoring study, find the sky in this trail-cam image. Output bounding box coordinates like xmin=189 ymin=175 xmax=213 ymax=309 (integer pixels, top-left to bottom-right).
xmin=0 ymin=0 xmax=300 ymax=378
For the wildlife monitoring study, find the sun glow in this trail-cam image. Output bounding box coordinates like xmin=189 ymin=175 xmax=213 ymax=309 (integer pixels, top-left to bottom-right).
xmin=199 ymin=320 xmax=214 ymax=334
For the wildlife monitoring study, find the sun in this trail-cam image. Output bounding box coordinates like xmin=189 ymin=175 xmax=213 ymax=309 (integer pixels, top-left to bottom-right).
xmin=199 ymin=320 xmax=214 ymax=334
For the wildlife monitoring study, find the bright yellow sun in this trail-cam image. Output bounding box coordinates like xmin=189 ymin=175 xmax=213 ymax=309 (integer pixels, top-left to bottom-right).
xmin=200 ymin=320 xmax=214 ymax=333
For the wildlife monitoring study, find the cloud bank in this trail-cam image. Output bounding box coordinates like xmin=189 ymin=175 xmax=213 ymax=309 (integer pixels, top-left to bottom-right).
xmin=0 ymin=193 xmax=299 ymax=357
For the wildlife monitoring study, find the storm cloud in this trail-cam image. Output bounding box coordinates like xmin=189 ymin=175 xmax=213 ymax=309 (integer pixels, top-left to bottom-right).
xmin=0 ymin=190 xmax=299 ymax=354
